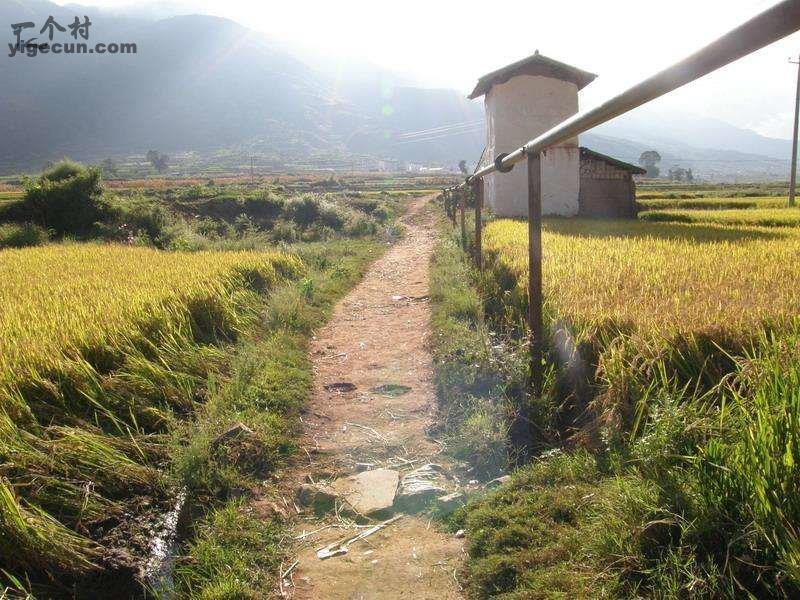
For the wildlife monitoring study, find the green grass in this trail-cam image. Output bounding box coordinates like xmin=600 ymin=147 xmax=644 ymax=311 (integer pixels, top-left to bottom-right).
xmin=170 ymin=239 xmax=382 ymax=598
xmin=429 ymin=230 xmax=517 ymax=477
xmin=640 ymin=207 xmax=800 ymax=227
xmin=173 ymin=501 xmax=284 ymax=599
xmin=449 ymin=329 xmax=800 ymax=599
xmin=452 ymin=452 xmax=657 ymax=598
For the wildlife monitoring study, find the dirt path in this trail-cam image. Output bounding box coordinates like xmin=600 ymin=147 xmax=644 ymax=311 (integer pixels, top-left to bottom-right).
xmin=286 ymin=195 xmax=464 ymax=599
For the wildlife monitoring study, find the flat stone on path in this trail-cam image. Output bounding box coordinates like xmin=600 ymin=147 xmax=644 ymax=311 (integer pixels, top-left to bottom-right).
xmin=396 ymin=463 xmax=448 ymax=511
xmin=329 ymin=468 xmax=400 ymax=516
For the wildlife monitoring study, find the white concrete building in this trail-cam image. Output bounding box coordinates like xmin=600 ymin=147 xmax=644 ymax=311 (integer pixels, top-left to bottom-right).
xmin=468 ymin=52 xmax=597 ymax=217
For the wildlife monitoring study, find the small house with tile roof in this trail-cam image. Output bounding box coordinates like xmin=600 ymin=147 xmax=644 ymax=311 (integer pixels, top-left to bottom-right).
xmin=470 ymin=52 xmax=641 ymax=218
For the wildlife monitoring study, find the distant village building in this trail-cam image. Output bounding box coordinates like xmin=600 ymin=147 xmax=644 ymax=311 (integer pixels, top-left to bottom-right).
xmin=469 ymin=52 xmax=642 ymax=218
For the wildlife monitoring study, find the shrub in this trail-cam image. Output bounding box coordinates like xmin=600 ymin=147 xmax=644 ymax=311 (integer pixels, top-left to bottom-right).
xmin=243 ymin=191 xmax=284 ymax=221
xmin=284 ymin=194 xmax=321 ymax=227
xmin=270 ymin=219 xmax=299 ymax=243
xmin=106 ymin=194 xmax=173 ymax=243
xmin=18 ymin=161 xmax=107 ymax=237
xmin=0 ymin=223 xmax=49 ymax=248
xmin=40 ymin=159 xmax=85 ymax=182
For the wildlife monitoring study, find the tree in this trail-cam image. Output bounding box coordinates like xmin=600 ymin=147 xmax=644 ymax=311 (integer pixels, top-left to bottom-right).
xmin=100 ymin=158 xmax=118 ymax=178
xmin=458 ymin=160 xmax=468 ymax=175
xmin=146 ymin=150 xmax=169 ymax=174
xmin=639 ymin=150 xmax=662 ymax=178
xmin=668 ymin=167 xmax=687 ymax=182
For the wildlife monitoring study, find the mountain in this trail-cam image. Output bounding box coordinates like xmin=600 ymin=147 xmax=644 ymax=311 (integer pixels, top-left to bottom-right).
xmin=0 ymin=0 xmax=791 ymax=181
xmin=582 ymin=132 xmax=790 ymax=182
xmin=587 ymin=108 xmax=794 ymax=181
xmin=594 ymin=109 xmax=793 ymax=160
xmin=0 ymin=0 xmax=483 ymax=173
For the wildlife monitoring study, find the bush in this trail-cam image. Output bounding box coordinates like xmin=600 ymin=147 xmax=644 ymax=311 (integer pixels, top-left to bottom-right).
xmin=284 ymin=194 xmax=321 ymax=227
xmin=18 ymin=161 xmax=107 ymax=237
xmin=106 ymin=194 xmax=173 ymax=244
xmin=243 ymin=191 xmax=284 ymax=221
xmin=40 ymin=159 xmax=85 ymax=182
xmin=0 ymin=223 xmax=49 ymax=248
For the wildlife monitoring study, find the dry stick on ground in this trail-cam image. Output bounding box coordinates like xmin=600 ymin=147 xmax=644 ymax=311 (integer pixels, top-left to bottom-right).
xmin=316 ymin=515 xmax=405 ymax=560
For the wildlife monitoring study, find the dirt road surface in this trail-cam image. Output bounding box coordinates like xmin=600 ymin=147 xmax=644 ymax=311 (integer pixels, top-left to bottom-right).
xmin=287 ymin=195 xmax=465 ymax=599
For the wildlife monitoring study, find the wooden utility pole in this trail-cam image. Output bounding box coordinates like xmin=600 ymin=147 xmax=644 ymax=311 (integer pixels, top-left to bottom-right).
xmin=459 ymin=187 xmax=467 ymax=250
xmin=790 ymin=55 xmax=800 ymax=207
xmin=473 ymin=177 xmax=484 ymax=270
xmin=527 ymin=153 xmax=544 ymax=399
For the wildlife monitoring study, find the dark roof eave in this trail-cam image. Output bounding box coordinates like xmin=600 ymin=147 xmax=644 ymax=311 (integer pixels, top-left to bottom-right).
xmin=580 ymin=147 xmax=647 ymax=174
xmin=468 ymin=52 xmax=597 ymax=99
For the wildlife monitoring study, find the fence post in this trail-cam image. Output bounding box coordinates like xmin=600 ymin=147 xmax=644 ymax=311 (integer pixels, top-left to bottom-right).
xmin=527 ymin=153 xmax=544 ymax=402
xmin=450 ymin=191 xmax=457 ymax=227
xmin=459 ymin=186 xmax=467 ymax=250
xmin=473 ymin=177 xmax=484 ymax=271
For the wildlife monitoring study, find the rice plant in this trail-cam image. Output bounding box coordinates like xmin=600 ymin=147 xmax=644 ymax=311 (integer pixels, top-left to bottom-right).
xmin=0 ymin=244 xmax=302 ymax=588
xmin=482 ymin=218 xmax=800 ymax=339
xmin=468 ymin=217 xmax=800 ymax=596
xmin=640 ymin=207 xmax=800 ymax=227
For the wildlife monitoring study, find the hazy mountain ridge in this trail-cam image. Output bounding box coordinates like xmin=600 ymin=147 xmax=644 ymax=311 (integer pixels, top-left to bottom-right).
xmin=0 ymin=0 xmax=791 ymax=180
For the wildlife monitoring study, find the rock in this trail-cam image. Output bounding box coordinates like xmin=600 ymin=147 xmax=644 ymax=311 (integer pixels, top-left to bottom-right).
xmin=395 ymin=464 xmax=448 ymax=512
xmin=328 ymin=469 xmax=399 ymax=516
xmin=324 ymin=382 xmax=357 ymax=393
xmin=437 ymin=491 xmax=466 ymax=513
xmin=296 ymin=483 xmax=336 ymax=512
xmin=296 ymin=484 xmax=318 ymax=506
xmin=485 ymin=475 xmax=511 ymax=489
xmin=211 ymin=422 xmax=254 ymax=448
xmin=355 ymin=462 xmax=375 ymax=472
xmin=454 ymin=529 xmax=466 ymax=539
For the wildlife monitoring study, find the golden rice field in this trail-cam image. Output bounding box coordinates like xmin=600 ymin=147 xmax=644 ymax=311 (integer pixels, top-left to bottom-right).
xmin=0 ymin=245 xmax=302 ymax=396
xmin=637 ymin=196 xmax=786 ymax=211
xmin=640 ymin=206 xmax=800 ymax=227
xmin=482 ymin=219 xmax=800 ymax=338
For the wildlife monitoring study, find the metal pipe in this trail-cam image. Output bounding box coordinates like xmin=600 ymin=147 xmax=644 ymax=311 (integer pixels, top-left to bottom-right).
xmin=466 ymin=0 xmax=800 ymax=183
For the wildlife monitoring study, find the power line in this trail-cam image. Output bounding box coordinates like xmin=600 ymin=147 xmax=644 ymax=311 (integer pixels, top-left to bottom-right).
xmin=396 ymin=120 xmax=484 ymax=139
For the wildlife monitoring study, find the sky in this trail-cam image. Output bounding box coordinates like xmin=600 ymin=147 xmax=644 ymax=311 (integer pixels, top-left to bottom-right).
xmin=56 ymin=0 xmax=800 ymax=138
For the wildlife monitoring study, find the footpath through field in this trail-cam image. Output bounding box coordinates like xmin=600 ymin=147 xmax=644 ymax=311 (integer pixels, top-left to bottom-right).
xmin=286 ymin=195 xmax=464 ymax=599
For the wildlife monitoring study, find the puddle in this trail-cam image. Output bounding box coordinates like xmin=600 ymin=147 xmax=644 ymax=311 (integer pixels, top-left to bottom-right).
xmin=372 ymin=383 xmax=412 ymax=397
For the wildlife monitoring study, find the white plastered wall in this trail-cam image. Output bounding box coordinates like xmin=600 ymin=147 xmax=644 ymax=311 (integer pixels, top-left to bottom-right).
xmin=484 ymin=75 xmax=580 ymax=217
